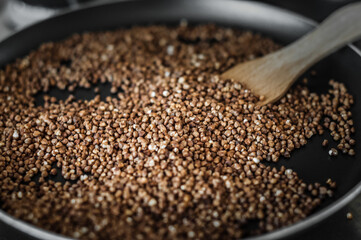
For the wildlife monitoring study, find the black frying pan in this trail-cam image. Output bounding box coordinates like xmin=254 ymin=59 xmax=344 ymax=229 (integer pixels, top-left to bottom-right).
xmin=1 ymin=0 xmax=361 ymax=239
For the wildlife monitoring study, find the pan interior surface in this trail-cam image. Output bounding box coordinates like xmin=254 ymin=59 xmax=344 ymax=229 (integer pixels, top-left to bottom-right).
xmin=0 ymin=0 xmax=361 ymax=239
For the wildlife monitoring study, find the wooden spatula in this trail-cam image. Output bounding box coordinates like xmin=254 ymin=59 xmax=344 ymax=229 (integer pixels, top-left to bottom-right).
xmin=222 ymin=2 xmax=361 ymax=105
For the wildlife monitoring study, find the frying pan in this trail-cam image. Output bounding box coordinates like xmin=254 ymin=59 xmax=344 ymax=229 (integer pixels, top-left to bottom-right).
xmin=1 ymin=0 xmax=361 ymax=239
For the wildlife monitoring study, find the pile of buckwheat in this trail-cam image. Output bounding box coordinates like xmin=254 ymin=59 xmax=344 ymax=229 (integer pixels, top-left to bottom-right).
xmin=0 ymin=24 xmax=355 ymax=239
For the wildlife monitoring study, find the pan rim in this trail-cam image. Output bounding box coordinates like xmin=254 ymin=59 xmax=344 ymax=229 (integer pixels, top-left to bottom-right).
xmin=0 ymin=0 xmax=361 ymax=239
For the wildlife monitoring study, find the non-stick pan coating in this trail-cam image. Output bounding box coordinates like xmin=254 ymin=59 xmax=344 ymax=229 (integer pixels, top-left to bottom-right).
xmin=1 ymin=0 xmax=361 ymax=239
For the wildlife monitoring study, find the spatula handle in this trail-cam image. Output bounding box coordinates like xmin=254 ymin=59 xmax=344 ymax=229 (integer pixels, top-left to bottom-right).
xmin=278 ymin=2 xmax=361 ymax=74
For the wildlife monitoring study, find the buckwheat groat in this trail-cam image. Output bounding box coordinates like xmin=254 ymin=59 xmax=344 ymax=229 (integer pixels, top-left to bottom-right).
xmin=0 ymin=24 xmax=354 ymax=239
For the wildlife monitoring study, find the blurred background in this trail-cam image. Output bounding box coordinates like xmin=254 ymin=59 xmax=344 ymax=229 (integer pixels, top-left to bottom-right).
xmin=0 ymin=0 xmax=360 ymax=40
xmin=0 ymin=0 xmax=360 ymax=239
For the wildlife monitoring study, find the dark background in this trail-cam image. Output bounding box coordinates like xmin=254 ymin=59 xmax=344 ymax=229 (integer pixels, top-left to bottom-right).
xmin=259 ymin=1 xmax=361 ymax=240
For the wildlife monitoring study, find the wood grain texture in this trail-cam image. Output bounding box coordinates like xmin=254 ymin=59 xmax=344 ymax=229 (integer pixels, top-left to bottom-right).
xmin=222 ymin=2 xmax=361 ymax=105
